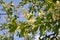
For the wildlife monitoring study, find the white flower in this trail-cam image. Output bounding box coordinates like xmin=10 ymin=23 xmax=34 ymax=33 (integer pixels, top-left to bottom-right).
xmin=28 ymin=16 xmax=36 ymax=24
xmin=28 ymin=18 xmax=36 ymax=24
xmin=57 ymin=1 xmax=59 ymax=4
xmin=38 ymin=10 xmax=45 ymax=18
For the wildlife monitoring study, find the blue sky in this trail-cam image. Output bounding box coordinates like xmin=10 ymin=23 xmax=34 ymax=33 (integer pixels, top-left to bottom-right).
xmin=0 ymin=0 xmax=29 ymax=23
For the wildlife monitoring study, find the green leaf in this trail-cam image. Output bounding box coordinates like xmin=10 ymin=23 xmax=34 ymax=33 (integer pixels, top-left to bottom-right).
xmin=19 ymin=29 xmax=25 ymax=37
xmin=19 ymin=22 xmax=26 ymax=30
xmin=2 ymin=7 xmax=6 ymax=11
xmin=40 ymin=27 xmax=45 ymax=36
xmin=4 ymin=37 xmax=8 ymax=40
xmin=9 ymin=24 xmax=17 ymax=33
xmin=7 ymin=7 xmax=13 ymax=15
xmin=34 ymin=17 xmax=41 ymax=25
xmin=40 ymin=24 xmax=46 ymax=36
xmin=28 ymin=14 xmax=33 ymax=20
xmin=46 ymin=13 xmax=52 ymax=20
xmin=52 ymin=0 xmax=57 ymax=3
xmin=53 ymin=25 xmax=59 ymax=34
xmin=32 ymin=25 xmax=38 ymax=34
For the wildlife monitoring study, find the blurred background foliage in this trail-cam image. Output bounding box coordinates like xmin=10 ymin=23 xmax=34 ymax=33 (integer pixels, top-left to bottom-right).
xmin=0 ymin=0 xmax=60 ymax=40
